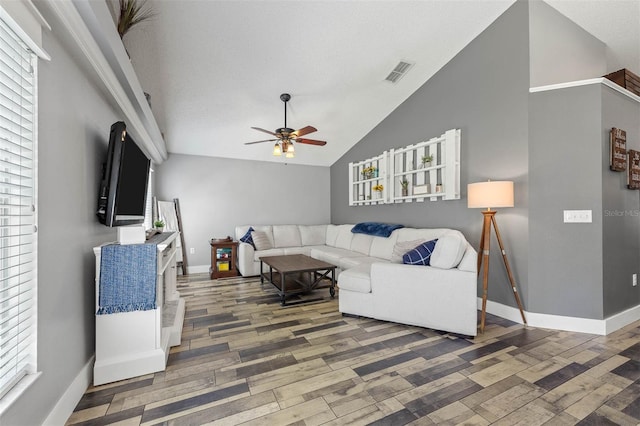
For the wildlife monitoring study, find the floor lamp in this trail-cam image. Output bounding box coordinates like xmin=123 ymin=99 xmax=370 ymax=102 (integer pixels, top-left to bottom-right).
xmin=468 ymin=181 xmax=526 ymax=333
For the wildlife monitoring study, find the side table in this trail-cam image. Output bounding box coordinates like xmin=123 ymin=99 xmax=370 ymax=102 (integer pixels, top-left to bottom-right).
xmin=210 ymin=239 xmax=239 ymax=279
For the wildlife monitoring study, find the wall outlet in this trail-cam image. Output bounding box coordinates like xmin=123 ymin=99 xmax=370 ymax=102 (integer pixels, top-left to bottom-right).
xmin=634 ymin=274 xmax=638 ymax=287
xmin=563 ymin=210 xmax=592 ymax=223
xmin=190 ymin=248 xmax=195 ymax=254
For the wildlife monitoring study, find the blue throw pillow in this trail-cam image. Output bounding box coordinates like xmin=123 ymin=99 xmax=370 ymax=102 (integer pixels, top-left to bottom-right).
xmin=239 ymin=226 xmax=256 ymax=248
xmin=403 ymin=239 xmax=438 ymax=266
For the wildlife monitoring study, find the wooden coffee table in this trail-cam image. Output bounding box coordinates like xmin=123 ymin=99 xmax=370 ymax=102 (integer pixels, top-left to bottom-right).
xmin=259 ymin=254 xmax=336 ymax=306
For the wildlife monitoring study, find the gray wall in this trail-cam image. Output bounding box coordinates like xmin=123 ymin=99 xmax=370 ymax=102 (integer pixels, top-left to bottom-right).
xmin=529 ymin=0 xmax=606 ymax=87
xmin=331 ymin=1 xmax=531 ymax=309
xmin=529 ymin=84 xmax=640 ymax=320
xmin=601 ymin=87 xmax=640 ymax=317
xmin=156 ymin=154 xmax=331 ymax=270
xmin=1 ymin=14 xmax=121 ymax=426
xmin=528 ymin=85 xmax=604 ymax=318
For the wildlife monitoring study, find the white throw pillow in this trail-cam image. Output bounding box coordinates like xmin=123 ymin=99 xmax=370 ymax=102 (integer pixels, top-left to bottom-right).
xmin=430 ymin=233 xmax=466 ymax=269
xmin=251 ymin=231 xmax=273 ymax=251
xmin=391 ymin=239 xmax=426 ymax=263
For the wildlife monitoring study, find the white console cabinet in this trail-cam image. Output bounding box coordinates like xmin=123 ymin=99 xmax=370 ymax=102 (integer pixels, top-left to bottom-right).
xmin=92 ymin=232 xmax=185 ymax=385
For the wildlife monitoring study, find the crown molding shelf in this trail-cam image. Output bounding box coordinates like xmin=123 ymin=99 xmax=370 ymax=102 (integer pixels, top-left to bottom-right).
xmin=42 ymin=0 xmax=167 ymax=164
xmin=530 ymin=77 xmax=640 ymax=103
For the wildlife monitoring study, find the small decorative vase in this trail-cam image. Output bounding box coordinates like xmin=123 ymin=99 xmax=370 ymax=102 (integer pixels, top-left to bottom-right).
xmin=401 ymin=187 xmax=408 ymax=197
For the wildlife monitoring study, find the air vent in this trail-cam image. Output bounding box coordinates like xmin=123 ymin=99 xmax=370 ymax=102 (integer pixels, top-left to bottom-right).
xmin=385 ymin=61 xmax=414 ymax=83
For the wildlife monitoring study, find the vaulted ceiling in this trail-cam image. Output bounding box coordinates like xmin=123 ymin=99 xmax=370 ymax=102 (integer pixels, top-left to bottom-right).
xmin=123 ymin=0 xmax=640 ymax=167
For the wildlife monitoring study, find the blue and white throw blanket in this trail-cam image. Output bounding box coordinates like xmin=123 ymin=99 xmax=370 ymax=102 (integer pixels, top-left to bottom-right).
xmin=97 ymin=243 xmax=157 ymax=315
xmin=351 ymin=222 xmax=405 ymax=238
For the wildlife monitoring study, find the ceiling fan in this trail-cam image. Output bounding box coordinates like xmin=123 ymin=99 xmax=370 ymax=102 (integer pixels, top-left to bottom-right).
xmin=245 ymin=93 xmax=326 ymax=158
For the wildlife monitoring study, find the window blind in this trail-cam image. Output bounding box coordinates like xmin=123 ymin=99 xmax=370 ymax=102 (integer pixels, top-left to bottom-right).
xmin=0 ymin=17 xmax=36 ymax=399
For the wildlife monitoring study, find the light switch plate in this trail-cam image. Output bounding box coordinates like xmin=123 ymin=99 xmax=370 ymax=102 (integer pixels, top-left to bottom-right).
xmin=564 ymin=210 xmax=592 ymax=223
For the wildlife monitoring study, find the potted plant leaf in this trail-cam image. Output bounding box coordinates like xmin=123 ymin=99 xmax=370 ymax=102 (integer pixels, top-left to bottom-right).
xmin=154 ymin=220 xmax=165 ymax=232
xmin=400 ymin=179 xmax=409 ymax=197
xmin=117 ymin=0 xmax=155 ymax=39
xmin=421 ymin=154 xmax=434 ymax=168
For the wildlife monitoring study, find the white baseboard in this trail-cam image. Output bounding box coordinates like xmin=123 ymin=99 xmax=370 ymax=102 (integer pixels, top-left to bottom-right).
xmin=478 ymin=298 xmax=640 ymax=335
xmin=43 ymin=356 xmax=94 ymax=425
xmin=186 ymin=264 xmax=209 ymax=274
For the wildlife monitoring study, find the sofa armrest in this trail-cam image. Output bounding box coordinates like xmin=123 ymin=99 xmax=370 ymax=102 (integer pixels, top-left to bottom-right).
xmin=456 ymin=243 xmax=477 ymax=273
xmin=237 ymin=241 xmax=256 ymax=276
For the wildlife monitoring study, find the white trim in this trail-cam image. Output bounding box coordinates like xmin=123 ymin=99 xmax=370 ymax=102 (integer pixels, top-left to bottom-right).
xmin=188 ymin=264 xmax=210 ymax=274
xmin=605 ymin=304 xmax=640 ymax=335
xmin=0 ymin=372 xmax=41 ymax=416
xmin=478 ymin=298 xmax=640 ymax=335
xmin=43 ymin=356 xmax=94 ymax=426
xmin=530 ymin=77 xmax=640 ymax=103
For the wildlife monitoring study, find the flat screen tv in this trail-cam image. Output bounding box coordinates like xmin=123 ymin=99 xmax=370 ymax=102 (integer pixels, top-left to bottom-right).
xmin=97 ymin=121 xmax=150 ymax=227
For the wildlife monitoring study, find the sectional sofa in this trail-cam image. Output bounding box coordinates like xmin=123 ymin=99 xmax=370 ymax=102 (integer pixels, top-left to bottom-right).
xmin=234 ymin=224 xmax=478 ymax=336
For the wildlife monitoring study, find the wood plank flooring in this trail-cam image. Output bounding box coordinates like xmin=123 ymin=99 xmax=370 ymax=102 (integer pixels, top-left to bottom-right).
xmin=67 ymin=274 xmax=640 ymax=425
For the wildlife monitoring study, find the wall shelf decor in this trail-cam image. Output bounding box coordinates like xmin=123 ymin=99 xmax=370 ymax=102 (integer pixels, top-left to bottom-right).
xmin=348 ymin=152 xmax=389 ymax=206
xmin=348 ymin=129 xmax=460 ymax=206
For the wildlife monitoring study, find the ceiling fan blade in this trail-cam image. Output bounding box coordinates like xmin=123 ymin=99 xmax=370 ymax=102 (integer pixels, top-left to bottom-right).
xmin=296 ymin=138 xmax=326 ymax=146
xmin=245 ymin=138 xmax=278 ymax=145
xmin=251 ymin=127 xmax=278 ymax=137
xmin=292 ymin=125 xmax=317 ymax=138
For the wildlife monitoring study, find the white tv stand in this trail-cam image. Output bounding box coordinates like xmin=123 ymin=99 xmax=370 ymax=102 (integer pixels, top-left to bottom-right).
xmin=92 ymin=232 xmax=185 ymax=385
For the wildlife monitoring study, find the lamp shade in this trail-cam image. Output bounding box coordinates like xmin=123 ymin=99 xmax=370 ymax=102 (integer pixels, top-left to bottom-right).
xmin=467 ymin=181 xmax=514 ymax=209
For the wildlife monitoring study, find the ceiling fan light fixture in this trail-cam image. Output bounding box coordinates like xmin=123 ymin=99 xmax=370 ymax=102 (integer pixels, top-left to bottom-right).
xmin=245 ymin=93 xmax=327 ymax=157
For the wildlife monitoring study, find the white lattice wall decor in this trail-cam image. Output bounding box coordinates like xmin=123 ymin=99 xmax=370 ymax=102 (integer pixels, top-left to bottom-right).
xmin=348 ymin=152 xmax=388 ymax=206
xmin=348 ymin=129 xmax=460 ymax=206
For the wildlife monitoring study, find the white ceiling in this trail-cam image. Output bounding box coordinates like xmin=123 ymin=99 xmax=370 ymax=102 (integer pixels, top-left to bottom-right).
xmin=124 ymin=0 xmax=640 ymax=167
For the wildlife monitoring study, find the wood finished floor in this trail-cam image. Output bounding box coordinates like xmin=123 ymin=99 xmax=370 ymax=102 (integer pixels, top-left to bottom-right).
xmin=67 ymin=274 xmax=640 ymax=425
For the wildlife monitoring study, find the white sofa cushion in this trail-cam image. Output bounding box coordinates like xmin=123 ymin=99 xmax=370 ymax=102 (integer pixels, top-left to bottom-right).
xmin=338 ymin=264 xmax=372 ymax=293
xmin=396 ymin=228 xmax=444 ymax=242
xmin=325 ymin=224 xmax=340 ymax=246
xmin=299 ymin=225 xmax=327 ymax=246
xmin=350 ymin=233 xmax=374 ymax=255
xmin=333 ymin=224 xmax=354 ymax=249
xmin=457 ymin=243 xmax=477 ymax=273
xmin=253 ymin=248 xmax=285 ymax=261
xmin=430 ymin=232 xmax=467 ymax=269
xmin=273 ymin=225 xmax=302 ymax=248
xmin=369 ymin=230 xmax=399 ymax=260
xmin=310 ymin=246 xmax=361 ymax=265
xmin=340 ymin=256 xmax=388 ymax=270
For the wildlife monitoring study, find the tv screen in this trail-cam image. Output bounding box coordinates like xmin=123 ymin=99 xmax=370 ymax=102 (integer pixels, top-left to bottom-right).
xmin=97 ymin=121 xmax=151 ymax=227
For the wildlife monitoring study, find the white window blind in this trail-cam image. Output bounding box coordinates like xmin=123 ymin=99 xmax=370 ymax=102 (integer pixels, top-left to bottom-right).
xmin=0 ymin=17 xmax=37 ymax=399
